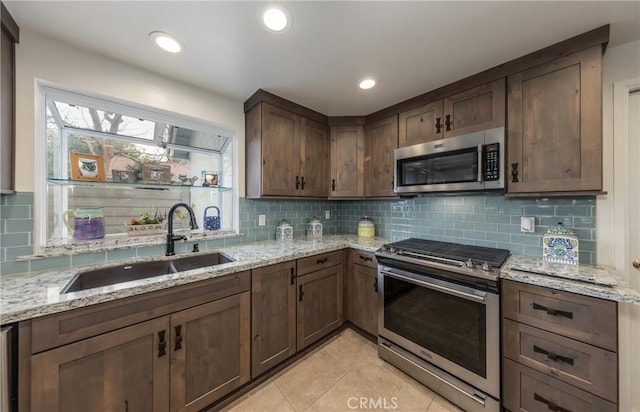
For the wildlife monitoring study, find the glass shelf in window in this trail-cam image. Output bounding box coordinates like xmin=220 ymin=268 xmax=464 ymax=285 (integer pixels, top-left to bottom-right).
xmin=47 ymin=178 xmax=232 ymax=191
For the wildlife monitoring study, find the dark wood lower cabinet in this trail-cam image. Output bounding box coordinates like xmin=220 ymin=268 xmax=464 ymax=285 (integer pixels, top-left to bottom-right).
xmin=503 ymin=358 xmax=616 ymax=412
xmin=251 ymin=261 xmax=297 ymax=378
xmin=170 ymin=292 xmax=250 ymax=412
xmin=30 ymin=289 xmax=250 ymax=412
xmin=297 ymin=263 xmax=344 ymax=351
xmin=349 ymin=262 xmax=378 ymax=336
xmin=31 ymin=316 xmax=171 ymax=412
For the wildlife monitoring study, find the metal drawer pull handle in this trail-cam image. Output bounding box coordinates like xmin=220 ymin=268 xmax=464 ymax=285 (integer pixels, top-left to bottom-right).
xmin=316 ymin=257 xmax=328 ymax=264
xmin=299 ymin=285 xmax=304 ymax=301
xmin=359 ymin=255 xmax=373 ymax=262
xmin=158 ymin=330 xmax=167 ymax=358
xmin=532 ymin=302 xmax=573 ymax=319
xmin=533 ymin=345 xmax=574 ymax=365
xmin=373 ymin=278 xmax=378 ymax=292
xmin=290 ymin=268 xmax=295 ymax=285
xmin=534 ymin=393 xmax=572 ymax=412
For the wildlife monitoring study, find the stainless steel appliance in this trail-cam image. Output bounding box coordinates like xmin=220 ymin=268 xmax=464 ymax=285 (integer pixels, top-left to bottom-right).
xmin=394 ymin=127 xmax=504 ymax=194
xmin=1 ymin=326 xmax=14 ymax=412
xmin=376 ymin=238 xmax=510 ymax=412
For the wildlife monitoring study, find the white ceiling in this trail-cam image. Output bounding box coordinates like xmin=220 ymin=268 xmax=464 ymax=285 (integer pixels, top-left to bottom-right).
xmin=5 ymin=1 xmax=640 ymax=116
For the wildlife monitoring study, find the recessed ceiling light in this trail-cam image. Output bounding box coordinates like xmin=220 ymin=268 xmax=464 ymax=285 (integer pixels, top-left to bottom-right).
xmin=359 ymin=79 xmax=376 ymax=90
xmin=149 ymin=31 xmax=183 ymax=53
xmin=262 ymin=5 xmax=291 ymax=33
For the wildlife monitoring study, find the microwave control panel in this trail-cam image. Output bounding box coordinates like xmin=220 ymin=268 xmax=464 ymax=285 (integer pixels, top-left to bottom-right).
xmin=483 ymin=143 xmax=500 ymax=181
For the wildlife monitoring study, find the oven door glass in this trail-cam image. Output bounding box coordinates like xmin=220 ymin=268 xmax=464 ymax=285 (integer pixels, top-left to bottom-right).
xmin=398 ymin=147 xmax=479 ymax=186
xmin=382 ymin=272 xmax=486 ymax=378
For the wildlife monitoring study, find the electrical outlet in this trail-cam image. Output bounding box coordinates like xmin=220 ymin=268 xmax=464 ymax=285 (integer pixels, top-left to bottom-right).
xmin=258 ymin=214 xmax=266 ymax=226
xmin=521 ymin=216 xmax=535 ymax=233
xmin=325 ymin=210 xmax=330 ymax=219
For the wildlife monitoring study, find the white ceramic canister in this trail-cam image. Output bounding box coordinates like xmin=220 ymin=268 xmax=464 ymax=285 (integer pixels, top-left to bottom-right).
xmin=306 ymin=216 xmax=323 ymax=240
xmin=276 ymin=220 xmax=294 ymax=241
xmin=357 ymin=216 xmax=375 ymax=238
xmin=543 ymin=222 xmax=579 ymax=265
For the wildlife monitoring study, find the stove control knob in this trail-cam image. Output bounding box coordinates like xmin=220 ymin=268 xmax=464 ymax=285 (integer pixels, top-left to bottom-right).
xmin=465 ymin=259 xmax=476 ymax=268
xmin=381 ymin=245 xmax=388 ymax=252
xmin=481 ymin=262 xmax=492 ymax=272
xmin=389 ymin=247 xmax=397 ymax=254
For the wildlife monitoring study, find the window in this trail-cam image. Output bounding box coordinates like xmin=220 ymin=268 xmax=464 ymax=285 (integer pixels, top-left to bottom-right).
xmin=40 ymin=87 xmax=237 ymax=248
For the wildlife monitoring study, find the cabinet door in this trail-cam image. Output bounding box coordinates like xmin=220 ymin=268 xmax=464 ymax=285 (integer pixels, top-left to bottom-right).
xmin=443 ymin=78 xmax=505 ymax=138
xmin=300 ymin=117 xmax=329 ymax=197
xmin=261 ymin=103 xmax=301 ymax=196
xmin=170 ymin=292 xmax=250 ymax=412
xmin=398 ymin=101 xmax=443 ymax=147
xmin=330 ymin=125 xmax=365 ymax=197
xmin=350 ymin=264 xmax=378 ymax=336
xmin=507 ymin=46 xmax=602 ymax=193
xmin=31 ymin=317 xmax=170 ymax=412
xmin=365 ymin=115 xmax=398 ymax=197
xmin=251 ymin=261 xmax=297 ymax=378
xmin=297 ymin=264 xmax=344 ymax=350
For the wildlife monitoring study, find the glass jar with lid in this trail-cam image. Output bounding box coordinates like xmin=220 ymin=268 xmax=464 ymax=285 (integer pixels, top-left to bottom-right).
xmin=357 ymin=216 xmax=375 ymax=238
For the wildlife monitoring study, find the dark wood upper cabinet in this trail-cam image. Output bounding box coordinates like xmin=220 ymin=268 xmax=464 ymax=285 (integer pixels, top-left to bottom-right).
xmin=251 ymin=261 xmax=297 ymax=378
xmin=507 ymin=46 xmax=603 ymax=194
xmin=398 ymin=79 xmax=505 ymax=147
xmin=330 ymin=125 xmax=365 ymax=198
xmin=443 ymin=78 xmax=505 ymax=138
xmin=245 ymin=91 xmax=329 ymax=198
xmin=1 ymin=2 xmax=19 ymax=194
xmin=365 ymin=115 xmax=398 ymax=197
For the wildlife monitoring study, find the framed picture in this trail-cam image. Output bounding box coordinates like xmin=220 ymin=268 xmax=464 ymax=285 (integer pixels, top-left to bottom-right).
xmin=203 ymin=172 xmax=218 ymax=187
xmin=112 ymin=169 xmax=136 ymax=183
xmin=70 ymin=152 xmax=105 ymax=181
xmin=141 ymin=164 xmax=172 ymax=183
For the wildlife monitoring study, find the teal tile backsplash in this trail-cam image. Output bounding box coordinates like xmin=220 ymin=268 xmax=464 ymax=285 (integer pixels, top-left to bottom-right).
xmin=0 ymin=192 xmax=596 ymax=275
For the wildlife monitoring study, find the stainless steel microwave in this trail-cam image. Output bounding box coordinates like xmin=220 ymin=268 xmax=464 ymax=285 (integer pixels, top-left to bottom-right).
xmin=394 ymin=127 xmax=505 ymax=194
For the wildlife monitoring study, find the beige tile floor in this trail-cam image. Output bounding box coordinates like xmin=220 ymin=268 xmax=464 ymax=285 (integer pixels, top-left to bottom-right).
xmin=220 ymin=328 xmax=464 ymax=412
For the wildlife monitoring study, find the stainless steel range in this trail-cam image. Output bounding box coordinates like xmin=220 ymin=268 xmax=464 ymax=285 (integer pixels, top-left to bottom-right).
xmin=376 ymin=238 xmax=510 ymax=412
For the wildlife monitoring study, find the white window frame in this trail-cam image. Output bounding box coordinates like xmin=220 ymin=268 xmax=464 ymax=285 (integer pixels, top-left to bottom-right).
xmin=34 ymin=82 xmax=239 ymax=251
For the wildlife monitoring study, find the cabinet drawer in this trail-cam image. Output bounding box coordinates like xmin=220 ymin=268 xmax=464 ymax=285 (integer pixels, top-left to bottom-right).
xmin=351 ymin=249 xmax=378 ymax=269
xmin=503 ymin=319 xmax=617 ymax=402
xmin=297 ymin=251 xmax=343 ymax=276
xmin=502 ymin=280 xmax=617 ymax=351
xmin=503 ymin=358 xmax=616 ymax=412
xmin=31 ymin=271 xmax=250 ymax=353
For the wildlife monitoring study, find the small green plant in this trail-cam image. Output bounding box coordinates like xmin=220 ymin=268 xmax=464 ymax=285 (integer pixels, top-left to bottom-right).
xmin=130 ymin=211 xmax=164 ymax=225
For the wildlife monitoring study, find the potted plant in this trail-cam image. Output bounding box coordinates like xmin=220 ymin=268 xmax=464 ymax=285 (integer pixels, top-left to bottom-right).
xmin=125 ymin=211 xmax=165 ymax=236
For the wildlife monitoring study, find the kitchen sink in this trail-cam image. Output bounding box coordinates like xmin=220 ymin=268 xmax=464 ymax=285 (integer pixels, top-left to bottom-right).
xmin=60 ymin=252 xmax=235 ymax=294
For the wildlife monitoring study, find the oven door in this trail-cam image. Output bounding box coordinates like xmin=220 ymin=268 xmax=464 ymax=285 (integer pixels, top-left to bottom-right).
xmin=378 ymin=264 xmax=500 ymax=399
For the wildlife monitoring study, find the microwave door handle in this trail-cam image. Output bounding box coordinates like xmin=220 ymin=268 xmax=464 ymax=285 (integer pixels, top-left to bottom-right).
xmin=477 ymin=144 xmax=483 ymax=182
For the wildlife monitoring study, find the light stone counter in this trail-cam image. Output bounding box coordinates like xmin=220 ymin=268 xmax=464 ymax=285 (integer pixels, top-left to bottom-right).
xmin=501 ymin=254 xmax=640 ymax=304
xmin=0 ymin=235 xmax=387 ymax=324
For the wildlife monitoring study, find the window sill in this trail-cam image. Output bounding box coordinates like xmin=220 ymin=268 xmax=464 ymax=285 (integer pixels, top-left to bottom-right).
xmin=20 ymin=230 xmax=243 ymax=260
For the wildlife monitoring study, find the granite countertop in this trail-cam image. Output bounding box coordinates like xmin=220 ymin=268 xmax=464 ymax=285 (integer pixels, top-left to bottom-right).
xmin=502 ymin=254 xmax=640 ymax=304
xmin=2 ymin=235 xmax=639 ymax=325
xmin=0 ymin=235 xmax=387 ymax=324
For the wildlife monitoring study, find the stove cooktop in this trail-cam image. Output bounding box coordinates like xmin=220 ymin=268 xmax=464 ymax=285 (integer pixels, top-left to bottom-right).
xmin=381 ymin=238 xmax=511 ymax=268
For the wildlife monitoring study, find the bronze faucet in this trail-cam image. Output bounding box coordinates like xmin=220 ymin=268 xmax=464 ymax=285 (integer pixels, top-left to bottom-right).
xmin=166 ymin=203 xmax=198 ymax=256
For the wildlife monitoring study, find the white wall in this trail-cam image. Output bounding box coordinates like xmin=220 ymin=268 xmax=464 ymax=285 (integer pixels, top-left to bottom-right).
xmin=14 ymin=29 xmax=246 ymax=196
xmin=598 ymin=39 xmax=640 ymax=270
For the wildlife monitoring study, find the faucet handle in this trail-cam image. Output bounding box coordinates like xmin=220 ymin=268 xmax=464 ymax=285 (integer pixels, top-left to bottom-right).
xmin=192 ymin=243 xmax=199 ymax=253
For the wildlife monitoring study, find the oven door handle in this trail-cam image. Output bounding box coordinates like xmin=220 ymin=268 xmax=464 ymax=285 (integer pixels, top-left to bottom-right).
xmin=380 ymin=269 xmax=486 ymax=303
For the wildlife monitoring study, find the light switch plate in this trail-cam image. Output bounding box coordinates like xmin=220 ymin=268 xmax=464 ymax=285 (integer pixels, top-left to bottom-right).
xmin=325 ymin=210 xmax=330 ymax=219
xmin=258 ymin=214 xmax=266 ymax=226
xmin=521 ymin=216 xmax=535 ymax=233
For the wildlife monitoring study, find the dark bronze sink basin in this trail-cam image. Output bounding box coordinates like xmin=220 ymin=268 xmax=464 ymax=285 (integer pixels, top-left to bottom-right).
xmin=61 ymin=252 xmax=235 ymax=294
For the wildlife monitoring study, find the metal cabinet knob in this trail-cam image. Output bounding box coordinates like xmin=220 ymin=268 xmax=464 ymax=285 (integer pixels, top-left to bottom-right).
xmin=633 ymin=259 xmax=640 ymax=271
